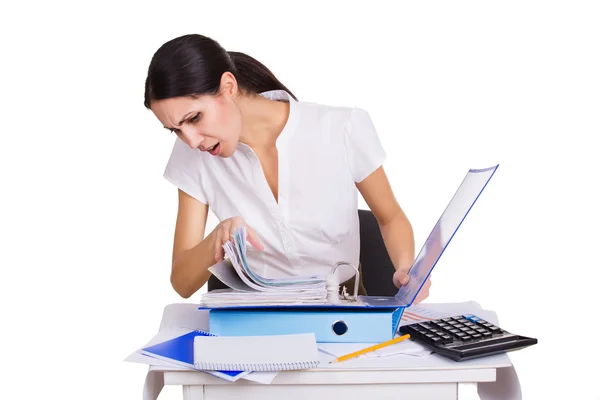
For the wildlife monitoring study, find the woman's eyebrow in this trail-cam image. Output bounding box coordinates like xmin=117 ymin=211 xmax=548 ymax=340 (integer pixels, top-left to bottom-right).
xmin=163 ymin=111 xmax=196 ymax=130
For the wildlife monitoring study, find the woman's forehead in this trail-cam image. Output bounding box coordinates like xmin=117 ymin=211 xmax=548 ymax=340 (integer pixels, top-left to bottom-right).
xmin=151 ymin=96 xmax=211 ymax=127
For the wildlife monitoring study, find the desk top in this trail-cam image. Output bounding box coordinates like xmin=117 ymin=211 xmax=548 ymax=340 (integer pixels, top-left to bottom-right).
xmin=150 ymin=301 xmax=511 ymax=379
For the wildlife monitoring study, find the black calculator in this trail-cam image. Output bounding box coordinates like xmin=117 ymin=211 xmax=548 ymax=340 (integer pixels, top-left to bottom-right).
xmin=399 ymin=314 xmax=538 ymax=361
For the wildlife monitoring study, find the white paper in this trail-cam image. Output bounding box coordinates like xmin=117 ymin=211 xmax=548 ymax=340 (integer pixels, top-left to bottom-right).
xmin=241 ymin=371 xmax=279 ymax=384
xmin=317 ymin=343 xmax=373 ymax=358
xmin=365 ymin=340 xmax=431 ymax=358
xmin=200 ymin=226 xmax=338 ymax=307
xmin=399 ymin=304 xmax=452 ymax=326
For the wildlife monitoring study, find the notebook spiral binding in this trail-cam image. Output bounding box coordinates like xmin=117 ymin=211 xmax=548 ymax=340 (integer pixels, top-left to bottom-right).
xmin=194 ymin=360 xmax=320 ymax=371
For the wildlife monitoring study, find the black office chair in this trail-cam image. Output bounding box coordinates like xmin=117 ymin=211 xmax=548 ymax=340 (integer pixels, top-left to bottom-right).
xmin=207 ymin=209 xmax=398 ymax=296
xmin=357 ymin=209 xmax=399 ymax=296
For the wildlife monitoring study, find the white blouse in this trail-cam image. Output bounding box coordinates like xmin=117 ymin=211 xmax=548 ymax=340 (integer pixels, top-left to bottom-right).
xmin=163 ymin=90 xmax=386 ymax=282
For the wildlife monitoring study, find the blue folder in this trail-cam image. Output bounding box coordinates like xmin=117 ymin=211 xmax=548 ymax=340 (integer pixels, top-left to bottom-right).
xmin=201 ymin=166 xmax=499 ymax=342
xmin=210 ymin=307 xmax=404 ymax=343
xmin=141 ymin=330 xmax=249 ymax=380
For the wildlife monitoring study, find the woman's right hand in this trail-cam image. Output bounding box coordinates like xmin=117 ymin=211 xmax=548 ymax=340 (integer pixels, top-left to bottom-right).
xmin=211 ymin=216 xmax=264 ymax=262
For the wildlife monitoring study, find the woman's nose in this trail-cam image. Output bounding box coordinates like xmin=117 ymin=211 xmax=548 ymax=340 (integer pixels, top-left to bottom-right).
xmin=181 ymin=128 xmax=204 ymax=149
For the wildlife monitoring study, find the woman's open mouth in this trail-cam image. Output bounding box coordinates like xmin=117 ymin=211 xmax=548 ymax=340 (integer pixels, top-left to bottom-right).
xmin=207 ymin=142 xmax=220 ymax=156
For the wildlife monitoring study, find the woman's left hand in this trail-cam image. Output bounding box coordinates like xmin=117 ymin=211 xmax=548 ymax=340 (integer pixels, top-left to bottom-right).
xmin=393 ymin=268 xmax=432 ymax=304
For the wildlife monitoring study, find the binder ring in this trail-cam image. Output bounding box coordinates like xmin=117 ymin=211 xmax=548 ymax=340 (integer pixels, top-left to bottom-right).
xmin=332 ymin=261 xmax=359 ymax=301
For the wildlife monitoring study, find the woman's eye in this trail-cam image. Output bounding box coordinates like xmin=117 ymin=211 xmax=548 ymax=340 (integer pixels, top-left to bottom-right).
xmin=189 ymin=113 xmax=201 ymax=123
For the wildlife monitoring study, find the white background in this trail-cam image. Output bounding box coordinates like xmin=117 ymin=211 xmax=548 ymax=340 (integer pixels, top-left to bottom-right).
xmin=1 ymin=1 xmax=598 ymax=399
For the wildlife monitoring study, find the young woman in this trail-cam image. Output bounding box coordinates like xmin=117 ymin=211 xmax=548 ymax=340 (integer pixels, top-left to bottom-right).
xmin=143 ymin=34 xmax=431 ymax=302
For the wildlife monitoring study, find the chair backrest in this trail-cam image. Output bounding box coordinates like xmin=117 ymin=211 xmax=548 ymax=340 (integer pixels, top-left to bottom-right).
xmin=207 ymin=209 xmax=398 ymax=296
xmin=357 ymin=209 xmax=399 ymax=296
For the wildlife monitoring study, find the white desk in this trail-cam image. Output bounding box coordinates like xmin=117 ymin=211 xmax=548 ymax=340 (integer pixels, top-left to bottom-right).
xmin=141 ymin=303 xmax=522 ymax=400
xmin=160 ymin=363 xmax=502 ymax=399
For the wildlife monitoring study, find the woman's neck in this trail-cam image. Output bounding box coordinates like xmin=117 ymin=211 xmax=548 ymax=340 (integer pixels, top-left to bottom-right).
xmin=237 ymin=94 xmax=290 ymax=151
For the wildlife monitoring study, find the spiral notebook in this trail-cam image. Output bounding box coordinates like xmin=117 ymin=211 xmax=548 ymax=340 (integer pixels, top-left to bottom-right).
xmin=193 ymin=333 xmax=320 ymax=371
xmin=141 ymin=330 xmax=250 ymax=381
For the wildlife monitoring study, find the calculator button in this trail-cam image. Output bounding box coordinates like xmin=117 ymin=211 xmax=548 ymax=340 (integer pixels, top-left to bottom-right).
xmin=441 ymin=335 xmax=453 ymax=344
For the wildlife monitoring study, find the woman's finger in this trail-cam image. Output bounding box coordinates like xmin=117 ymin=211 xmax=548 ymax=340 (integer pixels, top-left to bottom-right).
xmin=393 ymin=269 xmax=410 ymax=288
xmin=244 ymin=225 xmax=263 ymax=250
xmin=214 ymin=231 xmax=223 ymax=261
xmin=215 ymin=229 xmax=229 ymax=261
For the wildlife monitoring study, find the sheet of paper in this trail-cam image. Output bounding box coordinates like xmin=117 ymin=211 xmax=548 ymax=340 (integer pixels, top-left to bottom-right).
xmin=365 ymin=339 xmax=431 ymax=358
xmin=242 ymin=371 xmax=279 ymax=384
xmin=209 ymin=260 xmax=260 ymax=292
xmin=399 ymin=304 xmax=452 ymax=326
xmin=158 ymin=303 xmax=209 ymax=331
xmin=317 ymin=343 xmax=372 ymax=358
xmin=318 ymin=339 xmax=431 ymax=361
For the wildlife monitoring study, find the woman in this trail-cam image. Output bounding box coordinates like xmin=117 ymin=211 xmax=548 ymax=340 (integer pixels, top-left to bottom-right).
xmin=143 ymin=34 xmax=431 ymax=302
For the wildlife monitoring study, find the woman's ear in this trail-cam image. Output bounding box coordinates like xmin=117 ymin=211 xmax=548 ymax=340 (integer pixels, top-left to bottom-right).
xmin=219 ymin=72 xmax=238 ymax=97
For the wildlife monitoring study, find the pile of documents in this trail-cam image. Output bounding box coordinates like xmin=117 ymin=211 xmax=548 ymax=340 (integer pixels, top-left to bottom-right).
xmin=200 ymin=226 xmax=340 ymax=307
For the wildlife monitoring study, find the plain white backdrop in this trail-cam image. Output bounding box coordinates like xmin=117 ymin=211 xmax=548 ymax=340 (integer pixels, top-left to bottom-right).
xmin=1 ymin=1 xmax=599 ymax=399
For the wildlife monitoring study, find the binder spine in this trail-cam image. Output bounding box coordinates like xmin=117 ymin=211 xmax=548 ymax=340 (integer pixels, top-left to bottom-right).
xmin=194 ymin=360 xmax=320 ymax=371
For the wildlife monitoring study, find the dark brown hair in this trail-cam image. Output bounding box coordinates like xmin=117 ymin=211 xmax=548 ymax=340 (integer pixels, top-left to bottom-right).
xmin=144 ymin=34 xmax=296 ymax=108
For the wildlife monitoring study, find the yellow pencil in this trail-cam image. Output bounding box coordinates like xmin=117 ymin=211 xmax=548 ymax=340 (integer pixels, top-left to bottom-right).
xmin=329 ymin=334 xmax=411 ymax=363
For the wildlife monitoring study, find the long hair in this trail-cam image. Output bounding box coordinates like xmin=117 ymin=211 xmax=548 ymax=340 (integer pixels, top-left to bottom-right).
xmin=144 ymin=34 xmax=296 ymax=108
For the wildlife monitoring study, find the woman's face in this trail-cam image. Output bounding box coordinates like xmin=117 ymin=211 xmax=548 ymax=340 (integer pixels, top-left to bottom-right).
xmin=150 ymin=74 xmax=242 ymax=158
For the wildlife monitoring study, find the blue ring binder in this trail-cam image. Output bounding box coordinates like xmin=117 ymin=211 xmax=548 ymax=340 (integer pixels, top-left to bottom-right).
xmin=202 ymin=165 xmax=500 ymax=342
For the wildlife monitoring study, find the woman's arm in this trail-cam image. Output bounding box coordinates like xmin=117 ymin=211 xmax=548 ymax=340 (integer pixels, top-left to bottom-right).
xmin=168 ymin=190 xmax=264 ymax=299
xmin=169 ymin=189 xmax=216 ymax=298
xmin=356 ymin=166 xmax=431 ymax=302
xmin=356 ymin=166 xmax=414 ymax=273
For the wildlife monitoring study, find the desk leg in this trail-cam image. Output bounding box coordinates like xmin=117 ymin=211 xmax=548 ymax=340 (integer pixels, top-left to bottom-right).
xmin=183 ymin=385 xmax=203 ymax=400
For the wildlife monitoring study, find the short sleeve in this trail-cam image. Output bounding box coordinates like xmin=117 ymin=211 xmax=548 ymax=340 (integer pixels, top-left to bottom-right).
xmin=163 ymin=138 xmax=209 ymax=204
xmin=344 ymin=107 xmax=387 ymax=183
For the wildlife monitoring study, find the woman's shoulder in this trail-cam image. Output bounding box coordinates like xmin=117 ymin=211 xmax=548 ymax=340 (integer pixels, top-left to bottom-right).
xmin=298 ymin=98 xmax=369 ymax=124
xmin=296 ymin=98 xmax=374 ymax=133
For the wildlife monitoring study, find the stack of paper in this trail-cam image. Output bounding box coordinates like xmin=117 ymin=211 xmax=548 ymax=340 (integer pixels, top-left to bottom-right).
xmin=200 ymin=226 xmax=339 ymax=306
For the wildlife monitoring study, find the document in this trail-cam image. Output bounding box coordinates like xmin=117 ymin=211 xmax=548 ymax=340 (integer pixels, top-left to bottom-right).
xmin=200 ymin=225 xmax=339 ymax=306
